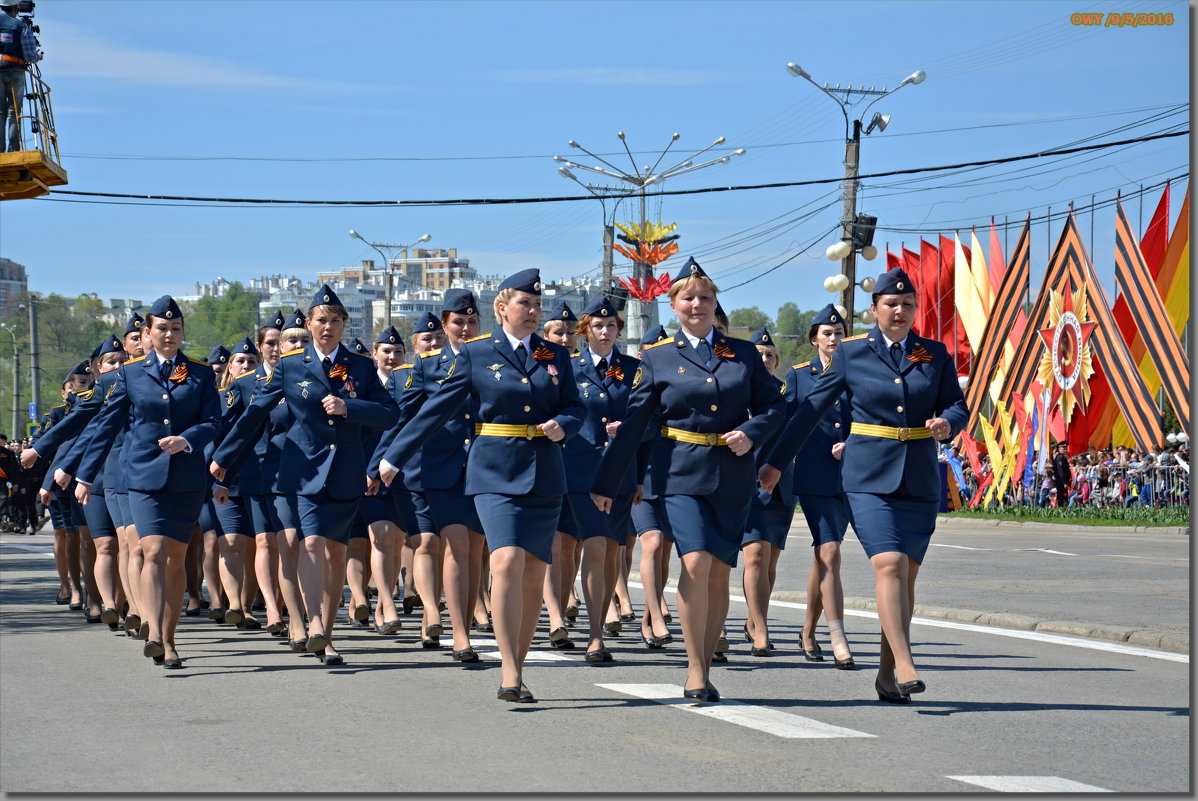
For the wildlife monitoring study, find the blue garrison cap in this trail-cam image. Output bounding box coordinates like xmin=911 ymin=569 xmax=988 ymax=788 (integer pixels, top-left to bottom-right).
xmin=715 ymin=301 xmax=727 ymax=320
xmin=672 ymin=257 xmax=709 ymax=284
xmin=498 ymin=268 xmax=541 ymax=295
xmin=640 ymin=324 xmax=669 ymax=345
xmin=582 ymin=295 xmax=617 ymax=318
xmin=264 ymin=310 xmax=286 ymax=330
xmin=442 ymin=289 xmax=478 ymax=316
xmin=875 ymin=268 xmax=916 ymax=296
xmin=309 ymin=283 xmax=344 ymax=310
xmin=283 ymin=309 xmax=306 ymax=330
xmin=412 ymin=311 xmax=443 ymax=335
xmin=207 ymin=344 xmax=231 ymax=365
xmin=123 ymin=313 xmax=144 ymax=337
xmin=147 ymin=295 xmax=183 ymax=321
xmin=92 ymin=335 xmax=122 ymax=359
xmin=348 ymin=337 xmax=369 ymax=355
xmin=375 ymin=325 xmax=403 ymax=347
xmin=233 ymin=336 xmax=259 ymax=358
xmin=810 ymin=303 xmax=844 ymax=330
xmin=63 ymin=360 xmax=90 ymax=384
xmin=750 ymin=327 xmax=774 ymax=347
xmin=547 ymin=301 xmax=577 ymax=323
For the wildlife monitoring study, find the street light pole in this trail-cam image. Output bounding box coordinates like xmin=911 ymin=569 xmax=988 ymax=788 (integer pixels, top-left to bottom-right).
xmin=554 ymin=132 xmax=744 ymax=343
xmin=27 ymin=294 xmax=39 ymax=420
xmin=786 ymin=63 xmax=925 ymax=327
xmin=348 ymin=230 xmax=431 ymax=331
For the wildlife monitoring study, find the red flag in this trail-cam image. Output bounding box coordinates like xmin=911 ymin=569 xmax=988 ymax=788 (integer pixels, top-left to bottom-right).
xmin=1011 ymin=393 xmax=1030 ymax=486
xmin=958 ymin=431 xmax=993 ymax=508
xmin=886 ymin=247 xmax=902 ymax=272
xmin=920 ymin=239 xmax=943 ymax=348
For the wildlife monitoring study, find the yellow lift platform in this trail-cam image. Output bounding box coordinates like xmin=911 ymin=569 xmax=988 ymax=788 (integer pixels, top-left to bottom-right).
xmin=0 ymin=67 xmax=67 ymax=201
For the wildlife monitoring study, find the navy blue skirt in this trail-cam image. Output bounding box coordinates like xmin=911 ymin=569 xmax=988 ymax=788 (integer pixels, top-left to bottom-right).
xmin=281 ymin=491 xmax=360 ymax=544
xmin=198 ymin=498 xmax=223 ymax=536
xmin=247 ymin=494 xmax=282 ymax=535
xmin=631 ymin=494 xmax=673 ymax=538
xmin=845 ymin=492 xmax=936 ymax=563
xmin=664 ymin=493 xmax=752 ymax=568
xmin=419 ymin=483 xmax=482 ymax=534
xmin=743 ymin=487 xmax=795 ymax=549
xmin=214 ymin=494 xmax=254 ymax=536
xmin=555 ymin=500 xmax=580 ymax=539
xmin=129 ymin=489 xmax=204 ymax=543
xmin=70 ymin=496 xmax=88 ymax=528
xmin=472 ymin=493 xmax=559 ymax=564
xmin=81 ymin=490 xmax=118 ymax=539
xmin=273 ymin=494 xmax=297 ymax=531
xmin=565 ymin=492 xmax=631 ymax=544
xmin=360 ymin=493 xmax=401 ymax=527
xmin=109 ymin=491 xmax=131 ymax=529
xmin=798 ymin=493 xmax=850 ymax=547
xmin=48 ymin=495 xmax=76 ymax=532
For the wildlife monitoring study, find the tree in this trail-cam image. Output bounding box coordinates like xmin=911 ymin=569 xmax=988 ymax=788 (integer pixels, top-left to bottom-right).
xmin=728 ymin=306 xmax=771 ymax=332
xmin=181 ymin=283 xmax=261 ymax=354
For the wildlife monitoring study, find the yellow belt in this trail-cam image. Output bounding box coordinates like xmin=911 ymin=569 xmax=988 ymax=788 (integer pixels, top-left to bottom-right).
xmin=660 ymin=426 xmax=728 ymax=447
xmin=851 ymin=422 xmax=932 ymax=442
xmin=475 ymin=423 xmax=546 ymax=439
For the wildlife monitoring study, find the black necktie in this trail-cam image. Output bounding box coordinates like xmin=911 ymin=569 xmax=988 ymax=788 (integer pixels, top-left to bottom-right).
xmin=515 ymin=342 xmax=527 ymax=362
xmin=890 ymin=342 xmax=903 ymax=367
xmin=322 ymin=356 xmax=333 ymax=375
xmin=160 ymin=359 xmax=173 ymax=383
xmin=696 ymin=338 xmax=714 ymax=367
xmin=597 ymin=357 xmax=608 ymax=375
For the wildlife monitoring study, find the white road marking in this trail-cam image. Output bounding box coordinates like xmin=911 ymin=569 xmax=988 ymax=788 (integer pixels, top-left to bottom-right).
xmin=597 ymin=683 xmax=875 ymax=739
xmin=947 ymin=775 xmax=1112 ymax=792
xmin=470 ymin=637 xmax=576 ymax=663
xmin=0 ymin=543 xmax=53 ymax=556
xmin=627 ymin=583 xmax=1188 ymax=664
xmin=931 ymin=543 xmax=996 ymax=551
xmin=1012 ymin=547 xmax=1078 ymax=555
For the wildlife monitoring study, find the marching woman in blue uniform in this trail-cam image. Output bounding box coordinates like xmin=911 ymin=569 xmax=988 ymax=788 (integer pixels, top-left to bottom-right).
xmin=379 ymin=269 xmax=584 ymax=702
xmin=591 ymin=258 xmax=785 ymax=702
xmin=374 ymin=291 xmax=486 ymax=657
xmin=761 ymin=269 xmax=967 ymax=702
xmin=212 ymin=286 xmax=398 ymax=666
xmin=211 ymin=337 xmax=263 ymax=629
xmin=739 ymin=326 xmax=793 ymax=658
xmin=74 ymin=296 xmax=222 ymax=668
xmin=786 ymin=305 xmax=855 ymax=667
xmin=630 ymin=324 xmax=677 ymax=648
xmin=563 ymin=295 xmax=645 ymax=662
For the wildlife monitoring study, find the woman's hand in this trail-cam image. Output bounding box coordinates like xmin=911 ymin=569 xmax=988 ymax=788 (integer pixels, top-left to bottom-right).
xmin=605 ymin=421 xmax=621 ymax=439
xmin=633 ymin=484 xmax=644 ymax=505
xmin=723 ymin=429 xmax=753 ymax=456
xmin=210 ymin=462 xmax=227 ymax=482
xmin=539 ymin=419 xmax=565 ymax=442
xmin=158 ymin=436 xmax=187 ymax=455
xmin=926 ymin=417 xmax=951 ymax=441
xmin=73 ymin=483 xmax=89 ymax=506
xmin=322 ymin=395 xmax=347 ymax=417
xmin=758 ymin=464 xmax=781 ymax=494
xmin=213 ymin=485 xmax=229 ymax=506
xmin=39 ymin=488 xmax=52 ymax=506
xmin=831 ymin=442 xmax=846 ymax=461
xmin=590 ymin=492 xmax=613 ymax=513
xmin=378 ymin=462 xmax=398 ymax=488
xmin=365 ymin=476 xmax=380 ymax=496
xmin=54 ymin=469 xmax=72 ymax=489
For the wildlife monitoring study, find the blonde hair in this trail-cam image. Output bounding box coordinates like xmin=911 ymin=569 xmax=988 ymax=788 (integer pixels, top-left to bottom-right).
xmin=492 ymin=288 xmax=518 ymax=325
xmin=667 ymin=274 xmax=719 ymax=301
xmin=279 ymin=327 xmax=307 ymax=344
xmin=542 ymin=319 xmax=576 ymax=338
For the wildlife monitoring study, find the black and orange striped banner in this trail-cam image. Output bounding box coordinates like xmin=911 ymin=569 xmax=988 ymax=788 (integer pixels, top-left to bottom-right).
xmin=965 ymin=216 xmax=1030 ymax=430
xmin=1001 ymin=213 xmax=1163 ymax=450
xmin=1113 ymin=199 xmax=1190 ymax=432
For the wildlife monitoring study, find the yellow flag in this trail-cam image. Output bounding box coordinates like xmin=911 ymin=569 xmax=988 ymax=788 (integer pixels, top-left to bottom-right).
xmin=954 ymin=233 xmax=988 ymax=356
xmin=980 ymin=415 xmax=1005 ymax=507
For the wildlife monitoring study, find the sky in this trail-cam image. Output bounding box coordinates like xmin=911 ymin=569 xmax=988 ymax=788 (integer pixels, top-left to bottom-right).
xmin=0 ymin=0 xmax=1189 ymax=324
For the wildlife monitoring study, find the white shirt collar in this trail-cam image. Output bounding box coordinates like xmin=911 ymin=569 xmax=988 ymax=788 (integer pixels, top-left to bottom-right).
xmin=590 ymin=349 xmax=614 ymax=367
xmin=154 ymin=350 xmax=176 ymax=367
xmin=682 ymin=328 xmax=714 ymax=350
xmin=503 ymin=329 xmax=532 ymax=353
xmin=880 ymin=331 xmax=909 ymax=351
xmin=312 ymin=343 xmax=340 ymax=363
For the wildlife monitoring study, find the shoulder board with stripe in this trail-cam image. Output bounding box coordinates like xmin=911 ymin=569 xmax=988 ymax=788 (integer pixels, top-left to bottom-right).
xmin=642 ymin=337 xmax=673 ymax=351
xmin=419 ymin=349 xmax=442 ymax=359
xmin=234 ymin=371 xmax=257 ymax=381
xmin=75 ymin=388 xmax=95 ymax=399
xmin=570 ymin=351 xmax=582 ymax=359
xmin=189 ymin=357 xmax=208 ymax=365
xmin=393 ymin=363 xmax=414 ymax=371
xmin=843 ymin=333 xmax=868 ymax=342
xmin=124 ymin=354 xmax=147 ymax=364
xmin=465 ymin=334 xmax=489 ymax=343
xmin=281 ymin=348 xmax=304 ymax=358
xmin=51 ymin=403 xmax=66 ymax=410
xmin=793 ymin=360 xmax=810 ymax=370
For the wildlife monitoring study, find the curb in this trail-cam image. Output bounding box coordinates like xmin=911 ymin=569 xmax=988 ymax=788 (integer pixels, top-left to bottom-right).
xmin=933 ymin=515 xmax=1189 ymax=536
xmin=628 ymin=572 xmax=1190 ymax=656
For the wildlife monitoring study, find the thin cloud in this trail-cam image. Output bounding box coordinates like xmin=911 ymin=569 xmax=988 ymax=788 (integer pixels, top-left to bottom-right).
xmin=47 ymin=23 xmax=374 ymax=94
xmin=494 ymin=67 xmax=722 ymax=86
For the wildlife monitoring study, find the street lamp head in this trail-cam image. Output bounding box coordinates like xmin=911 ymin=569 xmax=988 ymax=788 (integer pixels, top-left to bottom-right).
xmin=568 ymin=140 xmax=580 ymax=148
xmin=558 ymin=166 xmax=577 ymax=180
xmin=714 ymin=136 xmax=726 ymax=145
xmin=864 ymin=112 xmax=890 ymax=135
xmin=616 ymin=132 xmax=625 ymax=140
xmin=732 ymin=148 xmax=746 ymax=156
xmin=902 ymin=70 xmax=927 ymax=86
xmin=349 ymin=229 xmax=365 ymax=241
xmin=785 ymin=62 xmax=810 ymax=79
xmin=671 ymin=132 xmax=680 ymax=141
xmin=417 ymin=234 xmax=431 ymax=243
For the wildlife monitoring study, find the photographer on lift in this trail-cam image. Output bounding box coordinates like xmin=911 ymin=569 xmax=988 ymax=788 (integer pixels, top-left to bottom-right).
xmin=1 ymin=0 xmax=41 ymax=153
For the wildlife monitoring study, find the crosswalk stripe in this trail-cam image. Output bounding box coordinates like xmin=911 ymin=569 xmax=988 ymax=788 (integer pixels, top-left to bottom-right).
xmin=947 ymin=776 xmax=1113 ymax=792
xmin=597 ymin=683 xmax=875 ymax=739
xmin=470 ymin=637 xmax=576 ymax=663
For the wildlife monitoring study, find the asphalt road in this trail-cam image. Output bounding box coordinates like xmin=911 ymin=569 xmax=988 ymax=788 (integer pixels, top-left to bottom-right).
xmin=0 ymin=523 xmax=1189 ymax=794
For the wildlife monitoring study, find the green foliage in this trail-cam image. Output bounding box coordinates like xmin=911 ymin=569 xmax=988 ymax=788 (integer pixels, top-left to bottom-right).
xmin=180 ymin=283 xmax=261 ymax=354
xmin=944 ymin=504 xmax=1189 ymax=527
xmin=728 ymin=306 xmax=770 ymax=331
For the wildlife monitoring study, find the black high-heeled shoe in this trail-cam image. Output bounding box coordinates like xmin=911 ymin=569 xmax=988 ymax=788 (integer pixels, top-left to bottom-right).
xmin=897 ymin=679 xmax=926 ymax=696
xmin=100 ymin=607 xmax=119 ymax=626
xmin=683 ymin=687 xmax=709 ymax=702
xmin=750 ymin=645 xmax=770 ymax=657
xmin=497 ymin=686 xmax=520 ymax=702
xmin=834 ymin=655 xmax=856 ymax=670
xmin=875 ymin=678 xmax=911 ymax=704
xmin=801 ymin=626 xmax=824 ymax=662
xmin=143 ymin=640 xmax=164 ymax=659
xmin=604 ymin=621 xmax=622 ymax=636
xmin=704 ymin=683 xmax=721 ymax=703
xmin=452 ymin=647 xmax=480 ymax=663
xmin=516 ymin=685 xmax=536 ymax=703
xmin=742 ymin=623 xmax=753 ymax=643
xmin=306 ymin=633 xmax=328 ymax=653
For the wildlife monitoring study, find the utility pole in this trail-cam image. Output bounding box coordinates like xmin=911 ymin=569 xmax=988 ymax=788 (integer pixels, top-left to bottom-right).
xmin=27 ymin=294 xmax=39 ymax=421
xmin=348 ymin=230 xmax=431 ymax=332
xmin=1 ymin=323 xmax=18 ymax=438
